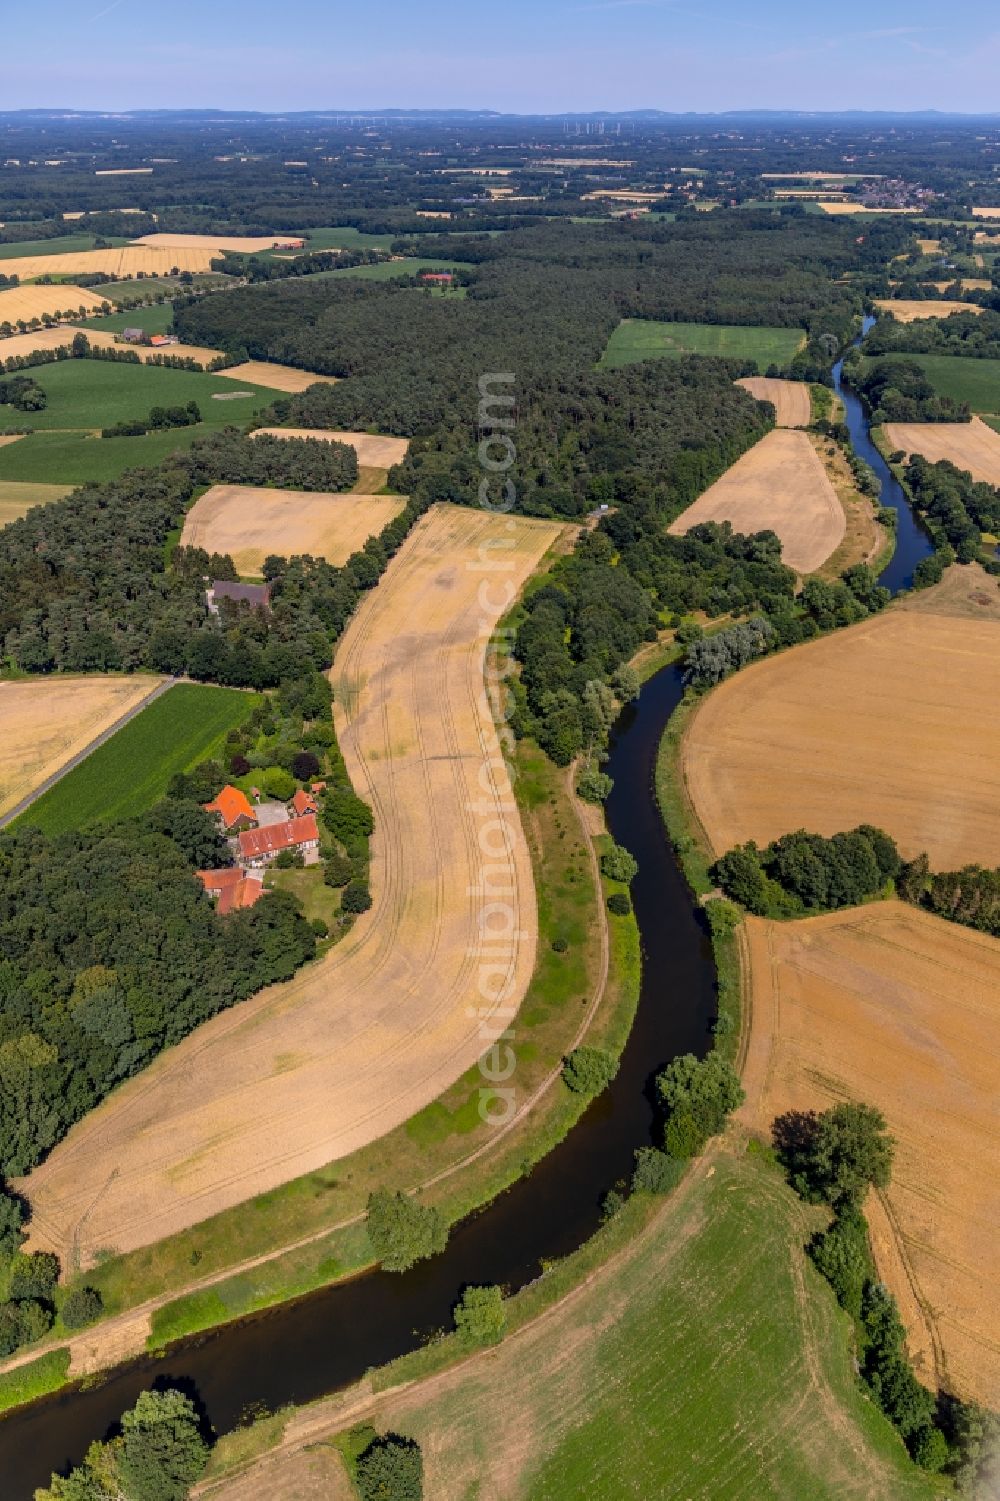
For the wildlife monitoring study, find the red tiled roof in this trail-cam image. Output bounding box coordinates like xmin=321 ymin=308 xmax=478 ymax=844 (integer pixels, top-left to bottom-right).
xmin=238 ymin=814 xmax=319 ymax=860
xmin=291 ymin=789 xmax=318 ymax=817
xmin=204 ymin=785 xmax=256 ymax=829
xmin=197 ymin=868 xmax=266 ymax=914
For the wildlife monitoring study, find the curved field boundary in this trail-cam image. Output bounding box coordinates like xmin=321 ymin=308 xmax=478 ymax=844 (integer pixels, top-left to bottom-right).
xmin=668 ymin=428 xmax=845 ymax=574
xmin=884 ymin=416 xmax=1000 ymax=487
xmin=180 ymin=484 xmax=406 ymax=573
xmin=252 ymin=428 xmax=410 ymax=467
xmin=736 ymin=377 xmax=811 ymax=428
xmin=21 ymin=505 xmax=562 ymax=1265
xmin=681 ymin=578 xmax=1000 ymax=868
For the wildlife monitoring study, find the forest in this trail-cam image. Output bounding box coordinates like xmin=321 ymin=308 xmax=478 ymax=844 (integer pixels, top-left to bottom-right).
xmin=847 ymin=356 xmax=971 ymax=423
xmin=902 ymin=453 xmax=1000 ymax=559
xmin=863 ymin=309 xmax=1000 ymax=361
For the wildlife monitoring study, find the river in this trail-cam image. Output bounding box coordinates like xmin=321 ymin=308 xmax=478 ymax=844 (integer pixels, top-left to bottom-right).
xmin=0 ymin=326 xmax=935 ymax=1496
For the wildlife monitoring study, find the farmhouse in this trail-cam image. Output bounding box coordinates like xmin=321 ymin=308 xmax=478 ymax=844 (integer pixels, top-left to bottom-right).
xmin=290 ymin=788 xmax=319 ymax=817
xmin=419 ymin=271 xmax=454 ymax=283
xmin=206 ymin=580 xmax=271 ymax=615
xmin=203 ymin=784 xmax=257 ymax=832
xmin=197 ymin=867 xmax=266 ymax=913
xmin=238 ymin=813 xmax=319 ymax=868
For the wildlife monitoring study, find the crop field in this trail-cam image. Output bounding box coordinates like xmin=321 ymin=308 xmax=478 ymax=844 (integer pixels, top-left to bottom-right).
xmin=874 ymin=298 xmax=985 ymax=322
xmin=232 ymin=1150 xmax=938 ymax=1500
xmin=93 ymin=274 xmax=231 ymax=304
xmin=0 ymin=245 xmax=228 ymax=282
xmin=252 ymin=428 xmax=410 ymax=467
xmin=21 ymin=504 xmax=563 ymax=1263
xmin=0 ymin=425 xmax=218 ymax=486
xmin=287 ymin=226 xmax=398 ymax=252
xmin=0 ymin=358 xmax=284 ymax=433
xmin=818 ymin=202 xmax=919 ymax=215
xmin=318 ymin=257 xmax=473 ymax=282
xmin=894 ymin=354 xmax=1000 ymax=413
xmin=0 ymin=283 xmax=110 ymax=324
xmin=0 ymin=324 xmax=222 ymax=366
xmin=973 ymin=207 xmax=1000 ymax=219
xmin=215 ymin=360 xmax=337 ymax=393
xmin=77 ymin=302 xmax=175 ymax=335
xmin=0 ymin=479 xmax=71 ymax=528
xmin=601 ymin=318 xmax=806 ymax=369
xmin=0 ymin=233 xmax=115 ymax=260
xmin=735 ymin=375 xmax=812 ymax=427
xmin=16 ymin=683 xmax=261 ymax=835
xmin=0 ymin=676 xmax=161 ymax=824
xmin=668 ymin=429 xmax=844 ymax=573
xmin=741 ymin=902 xmax=1000 ymax=1406
xmin=0 ymin=327 xmax=97 ymax=360
xmin=682 ymin=568 xmax=1000 ymax=867
xmin=884 ymin=415 xmax=1000 ymax=485
xmin=181 ymin=484 xmax=406 ymax=573
xmin=133 ymin=232 xmax=303 ymax=253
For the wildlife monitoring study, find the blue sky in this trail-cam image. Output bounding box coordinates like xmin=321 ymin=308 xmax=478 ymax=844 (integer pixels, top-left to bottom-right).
xmin=4 ymin=0 xmax=999 ymax=113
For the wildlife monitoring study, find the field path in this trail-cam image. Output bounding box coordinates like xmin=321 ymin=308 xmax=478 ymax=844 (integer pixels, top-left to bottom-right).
xmin=20 ymin=505 xmax=561 ymax=1265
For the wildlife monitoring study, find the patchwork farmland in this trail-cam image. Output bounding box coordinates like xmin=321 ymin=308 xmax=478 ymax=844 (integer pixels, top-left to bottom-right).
xmin=884 ymin=415 xmax=1000 ymax=486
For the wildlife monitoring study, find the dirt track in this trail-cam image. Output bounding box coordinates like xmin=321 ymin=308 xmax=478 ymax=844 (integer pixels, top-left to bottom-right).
xmin=735 ymin=377 xmax=811 ymax=428
xmin=682 ymin=571 xmax=1000 ymax=867
xmin=181 ymin=484 xmax=406 ymax=573
xmin=885 ymin=416 xmax=1000 ymax=487
xmin=21 ymin=505 xmax=562 ymax=1264
xmin=740 ymin=903 xmax=1000 ymax=1406
xmin=668 ymin=429 xmax=844 ymax=573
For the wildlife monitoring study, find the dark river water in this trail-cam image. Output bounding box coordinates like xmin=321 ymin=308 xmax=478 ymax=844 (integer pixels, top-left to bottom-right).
xmin=0 ymin=319 xmax=933 ymax=1496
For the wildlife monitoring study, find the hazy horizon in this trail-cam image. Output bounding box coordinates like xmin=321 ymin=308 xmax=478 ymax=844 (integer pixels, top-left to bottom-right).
xmin=4 ymin=0 xmax=999 ymax=116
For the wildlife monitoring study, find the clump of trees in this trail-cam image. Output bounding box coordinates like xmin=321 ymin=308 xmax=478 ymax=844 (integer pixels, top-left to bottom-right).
xmin=366 ymin=1189 xmax=448 ymax=1272
xmin=847 ymin=355 xmax=970 ymax=424
xmin=562 ymin=1046 xmax=618 ymax=1097
xmin=35 ymin=1387 xmax=210 ymax=1501
xmin=656 ymin=1053 xmax=744 ymax=1159
xmin=453 ymin=1284 xmax=506 ymax=1346
xmin=355 ymin=1433 xmax=424 ymax=1501
xmin=0 ymin=373 xmax=46 ymax=410
xmin=903 ymin=454 xmax=1000 ymax=563
xmin=714 ymin=825 xmax=900 ymax=915
xmin=102 ymin=399 xmax=201 ymax=438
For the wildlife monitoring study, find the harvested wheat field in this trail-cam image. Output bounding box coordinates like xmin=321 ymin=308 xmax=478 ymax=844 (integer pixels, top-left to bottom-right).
xmin=916 ymin=238 xmax=942 ymax=254
xmin=668 ymin=429 xmax=844 ymax=573
xmin=0 ymin=479 xmax=71 ymax=528
xmin=0 ymin=326 xmax=89 ymax=360
xmin=21 ymin=505 xmax=563 ymax=1262
xmin=973 ymin=207 xmax=1000 ymax=219
xmin=0 ymin=245 xmax=223 ymax=283
xmin=874 ymin=298 xmax=985 ymax=322
xmin=215 ymin=361 xmax=337 ymax=394
xmin=740 ymin=902 xmax=1000 ymax=1405
xmin=133 ymin=232 xmax=303 ymax=253
xmin=735 ymin=376 xmax=812 ymax=428
xmin=0 ymin=283 xmax=109 ymax=324
xmin=0 ymin=676 xmax=162 ymax=823
xmin=181 ymin=484 xmax=406 ymax=573
xmin=884 ymin=416 xmax=1000 ymax=487
xmin=683 ymin=569 xmax=1000 ymax=868
xmin=252 ymin=428 xmax=410 ymax=467
xmin=818 ymin=201 xmax=918 ymax=215
xmin=0 ymin=323 xmax=221 ymax=367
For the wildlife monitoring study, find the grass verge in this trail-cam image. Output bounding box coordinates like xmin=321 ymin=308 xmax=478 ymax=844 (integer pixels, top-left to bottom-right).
xmin=0 ymin=1349 xmax=71 ymax=1415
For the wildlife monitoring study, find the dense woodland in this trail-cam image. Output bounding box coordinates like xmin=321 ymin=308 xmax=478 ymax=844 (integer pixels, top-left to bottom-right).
xmin=901 ymin=454 xmax=1000 ymax=560
xmin=847 ymin=356 xmax=971 ymax=423
xmin=864 ymin=309 xmax=1000 ymax=360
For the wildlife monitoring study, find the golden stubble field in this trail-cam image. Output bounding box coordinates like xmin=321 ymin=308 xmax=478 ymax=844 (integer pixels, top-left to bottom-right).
xmin=252 ymin=428 xmax=410 ymax=467
xmin=0 ymin=676 xmax=162 ymax=822
xmin=181 ymin=484 xmax=406 ymax=573
xmin=874 ymin=298 xmax=985 ymax=322
xmin=0 ymin=324 xmax=222 ymax=367
xmin=0 ymin=284 xmax=109 ymax=324
xmin=740 ymin=902 xmax=1000 ymax=1406
xmin=884 ymin=416 xmax=1000 ymax=487
xmin=21 ymin=505 xmax=563 ymax=1263
xmin=0 ymin=246 xmax=224 ymax=282
xmin=735 ymin=377 xmax=812 ymax=428
xmin=215 ymin=361 xmax=337 ymax=394
xmin=133 ymin=232 xmax=303 ymax=253
xmin=683 ymin=569 xmax=1000 ymax=868
xmin=668 ymin=428 xmax=844 ymax=573
xmin=0 ymin=479 xmax=72 ymax=529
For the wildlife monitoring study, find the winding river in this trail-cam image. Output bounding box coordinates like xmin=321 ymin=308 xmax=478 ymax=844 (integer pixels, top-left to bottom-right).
xmin=0 ymin=328 xmax=935 ymax=1496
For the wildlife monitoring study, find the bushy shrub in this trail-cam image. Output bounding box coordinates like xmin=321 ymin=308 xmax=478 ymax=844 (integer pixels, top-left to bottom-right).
xmin=576 ymin=768 xmax=613 ymax=804
xmin=601 ymin=841 xmax=638 ymax=884
xmin=341 ymin=880 xmax=372 ymax=914
xmin=261 ymin=766 xmax=296 ymax=801
xmin=562 ymin=1046 xmax=618 ymax=1096
xmin=657 ymin=1053 xmax=744 ymax=1157
xmin=61 ymin=1285 xmax=104 ymax=1330
xmin=366 ymin=1190 xmax=447 ymax=1272
xmin=356 ymin=1434 xmax=423 ymax=1501
xmin=453 ymin=1284 xmax=506 ymax=1346
xmin=324 ymin=852 xmax=353 ymax=888
xmin=631 ymin=1147 xmax=680 ymax=1195
xmin=773 ymin=1102 xmax=893 ymax=1209
xmin=607 ymin=891 xmax=631 ymax=916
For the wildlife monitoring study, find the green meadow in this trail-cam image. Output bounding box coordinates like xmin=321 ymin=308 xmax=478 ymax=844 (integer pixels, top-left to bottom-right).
xmin=0 ymin=234 xmax=129 ymax=261
xmin=906 ymin=353 xmax=1000 ymax=413
xmin=0 ymin=425 xmax=216 ymax=486
xmin=315 ymin=256 xmax=474 ymax=282
xmin=78 ymin=302 xmax=175 ymax=335
xmin=601 ymin=318 xmax=807 ymax=370
xmin=16 ymin=683 xmax=262 ymax=834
